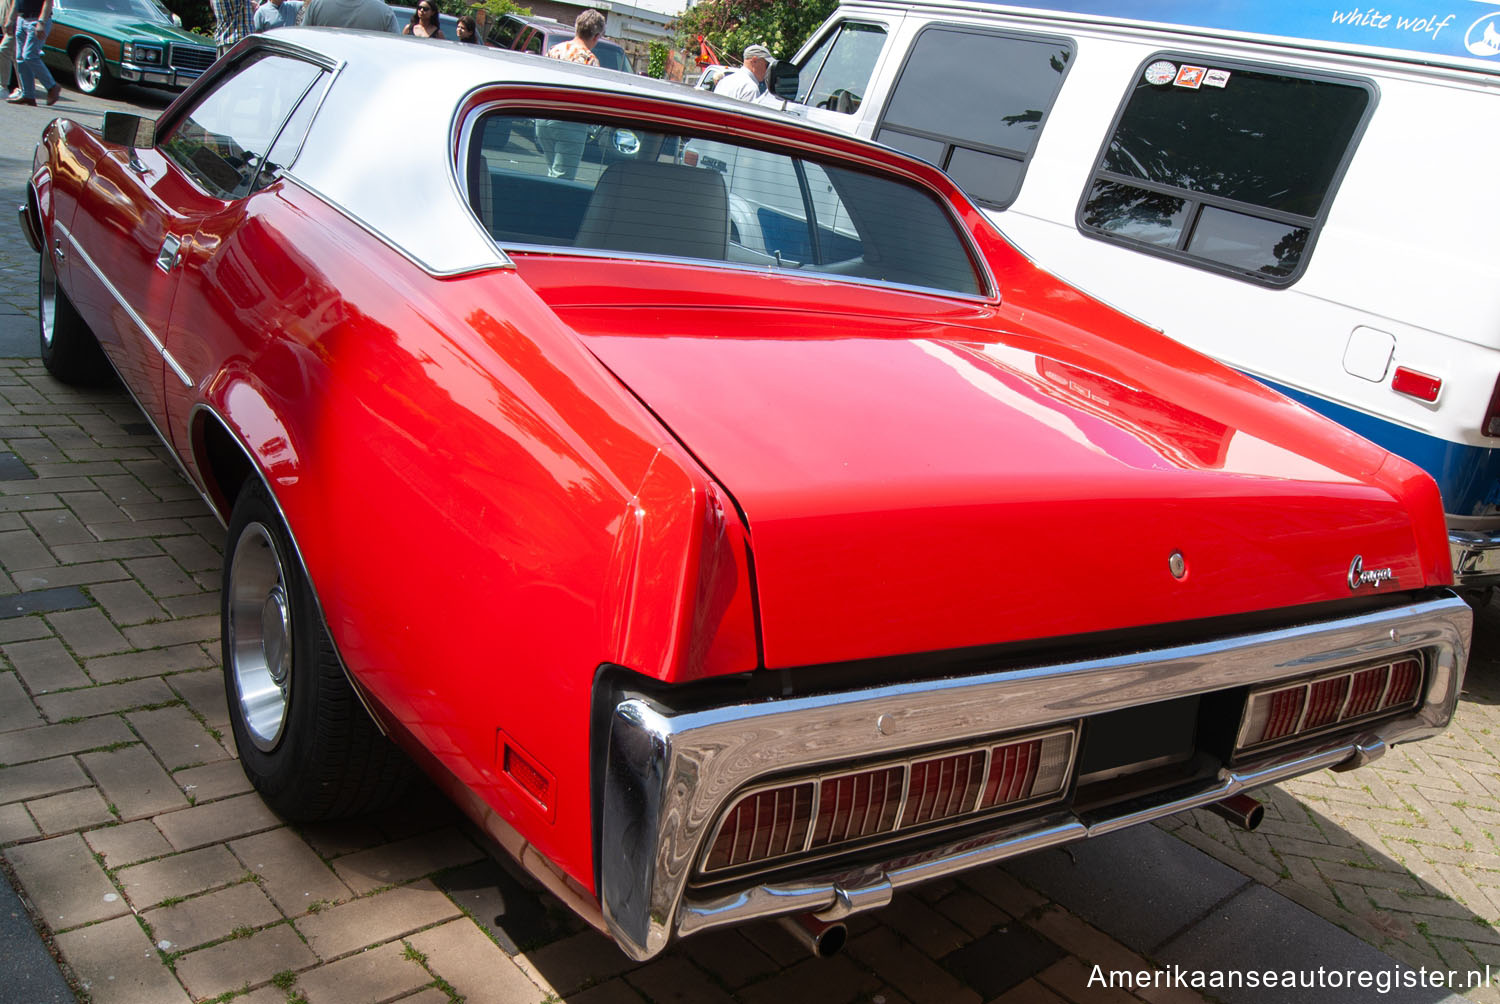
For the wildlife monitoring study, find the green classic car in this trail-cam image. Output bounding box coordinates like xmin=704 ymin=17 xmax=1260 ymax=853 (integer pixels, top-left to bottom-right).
xmin=43 ymin=0 xmax=216 ymax=96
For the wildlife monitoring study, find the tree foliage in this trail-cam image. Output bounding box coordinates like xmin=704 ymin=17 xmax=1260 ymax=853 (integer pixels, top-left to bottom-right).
xmin=673 ymin=0 xmax=835 ymax=64
xmin=440 ymin=0 xmax=531 ymax=21
xmin=647 ymin=40 xmax=669 ymax=78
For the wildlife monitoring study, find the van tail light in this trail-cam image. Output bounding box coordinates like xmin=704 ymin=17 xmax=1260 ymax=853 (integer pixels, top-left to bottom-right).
xmin=1238 ymin=657 xmax=1422 ymax=751
xmin=1391 ymin=367 xmax=1441 ymax=403
xmin=1483 ymin=374 xmax=1500 ymax=437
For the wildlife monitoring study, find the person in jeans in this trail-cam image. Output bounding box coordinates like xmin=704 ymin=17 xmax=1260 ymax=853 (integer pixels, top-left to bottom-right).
xmin=0 ymin=0 xmax=20 ymax=99
xmin=536 ymin=9 xmax=605 ymax=179
xmin=7 ymin=0 xmax=58 ymax=106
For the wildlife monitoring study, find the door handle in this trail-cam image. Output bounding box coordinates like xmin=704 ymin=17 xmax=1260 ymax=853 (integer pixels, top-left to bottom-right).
xmin=156 ymin=234 xmax=181 ymax=273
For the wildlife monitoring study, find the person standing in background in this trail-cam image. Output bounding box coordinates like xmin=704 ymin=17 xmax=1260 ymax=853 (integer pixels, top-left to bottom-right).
xmin=298 ymin=0 xmax=398 ymax=31
xmin=211 ymin=0 xmax=255 ymax=55
xmin=455 ymin=13 xmax=478 ymax=43
xmin=537 ymin=9 xmax=605 ymax=179
xmin=713 ymin=43 xmax=771 ymax=101
xmin=6 ymin=0 xmax=58 ymax=105
xmin=0 ymin=0 xmax=20 ymax=99
xmin=253 ymin=0 xmax=302 ymax=32
xmin=402 ymin=1 xmax=443 ymax=38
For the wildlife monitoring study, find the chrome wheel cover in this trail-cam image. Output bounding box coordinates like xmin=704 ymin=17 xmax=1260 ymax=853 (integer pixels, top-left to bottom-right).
xmin=228 ymin=521 xmax=293 ymax=752
xmin=38 ymin=252 xmax=57 ymax=349
xmin=75 ymin=48 xmax=102 ymax=93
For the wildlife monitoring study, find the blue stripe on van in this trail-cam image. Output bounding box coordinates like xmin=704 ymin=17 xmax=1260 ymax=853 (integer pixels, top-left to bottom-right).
xmin=975 ymin=1 xmax=1500 ymax=72
xmin=1256 ymin=376 xmax=1500 ymax=517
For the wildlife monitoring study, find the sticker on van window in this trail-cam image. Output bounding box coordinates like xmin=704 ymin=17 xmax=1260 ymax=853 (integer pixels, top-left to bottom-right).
xmin=1174 ymin=65 xmax=1207 ymax=88
xmin=1203 ymin=69 xmax=1231 ymax=87
xmin=1144 ymin=60 xmax=1177 ymax=85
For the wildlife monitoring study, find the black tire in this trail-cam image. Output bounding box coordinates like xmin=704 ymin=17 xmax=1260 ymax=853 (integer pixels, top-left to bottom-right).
xmin=38 ymin=239 xmax=114 ymax=386
xmin=72 ymin=42 xmax=112 ymax=96
xmin=222 ymin=478 xmax=412 ymax=819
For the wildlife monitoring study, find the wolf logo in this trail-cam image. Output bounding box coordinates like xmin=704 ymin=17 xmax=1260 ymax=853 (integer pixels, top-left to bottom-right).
xmin=1465 ymin=13 xmax=1500 ymax=57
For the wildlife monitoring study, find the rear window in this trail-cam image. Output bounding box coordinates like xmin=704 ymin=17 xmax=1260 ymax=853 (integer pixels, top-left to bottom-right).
xmin=876 ymin=26 xmax=1073 ymax=209
xmin=1078 ymin=56 xmax=1373 ymax=285
xmin=466 ymin=112 xmax=985 ymax=297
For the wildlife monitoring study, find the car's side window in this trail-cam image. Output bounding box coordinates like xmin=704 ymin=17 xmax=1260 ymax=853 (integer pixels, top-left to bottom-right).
xmin=159 ymin=53 xmax=324 ymax=200
xmin=795 ymin=21 xmax=886 ymax=113
xmin=874 ymin=26 xmax=1072 ymax=210
xmin=466 ymin=112 xmax=984 ymax=297
xmin=1077 ymin=56 xmax=1373 ymax=286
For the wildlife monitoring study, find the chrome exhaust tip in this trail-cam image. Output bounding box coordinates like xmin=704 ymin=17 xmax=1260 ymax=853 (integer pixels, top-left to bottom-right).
xmin=1207 ymin=792 xmax=1265 ymax=830
xmin=777 ymin=912 xmax=849 ymax=958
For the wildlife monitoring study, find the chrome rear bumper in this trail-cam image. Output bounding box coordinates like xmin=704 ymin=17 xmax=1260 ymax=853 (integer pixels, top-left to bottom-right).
xmin=599 ymin=594 xmax=1471 ymax=961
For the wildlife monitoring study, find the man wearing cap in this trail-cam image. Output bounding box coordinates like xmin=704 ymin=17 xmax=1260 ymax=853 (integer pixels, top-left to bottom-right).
xmin=714 ymin=43 xmax=771 ymax=101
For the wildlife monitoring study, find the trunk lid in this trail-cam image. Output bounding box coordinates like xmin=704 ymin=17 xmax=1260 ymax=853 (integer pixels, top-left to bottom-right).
xmin=517 ymin=257 xmax=1445 ymax=669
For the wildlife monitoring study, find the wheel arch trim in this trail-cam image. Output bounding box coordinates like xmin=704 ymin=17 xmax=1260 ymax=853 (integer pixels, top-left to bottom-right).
xmin=190 ymin=400 xmax=392 ymax=738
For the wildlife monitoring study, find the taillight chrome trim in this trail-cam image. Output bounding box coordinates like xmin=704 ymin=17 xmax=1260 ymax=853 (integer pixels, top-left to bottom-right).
xmin=1234 ymin=655 xmax=1424 ymax=754
xmin=698 ymin=726 xmax=1078 ymax=879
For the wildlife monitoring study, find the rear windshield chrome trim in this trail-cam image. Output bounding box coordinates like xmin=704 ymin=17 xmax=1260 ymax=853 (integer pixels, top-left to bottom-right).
xmin=504 ymin=244 xmax=996 ymax=304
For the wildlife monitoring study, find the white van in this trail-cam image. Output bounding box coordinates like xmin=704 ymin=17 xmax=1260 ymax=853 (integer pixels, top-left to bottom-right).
xmin=783 ymin=0 xmax=1500 ymax=585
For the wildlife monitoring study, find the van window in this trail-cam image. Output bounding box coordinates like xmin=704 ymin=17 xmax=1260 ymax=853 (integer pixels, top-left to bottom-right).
xmin=875 ymin=26 xmax=1072 ymax=209
xmin=1078 ymin=57 xmax=1372 ymax=285
xmin=796 ymin=21 xmax=887 ymax=113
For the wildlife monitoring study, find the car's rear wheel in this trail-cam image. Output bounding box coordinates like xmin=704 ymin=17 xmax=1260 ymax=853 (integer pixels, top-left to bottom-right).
xmin=223 ymin=478 xmax=412 ymax=819
xmin=72 ymin=42 xmax=111 ymax=96
xmin=38 ymin=238 xmax=114 ymax=385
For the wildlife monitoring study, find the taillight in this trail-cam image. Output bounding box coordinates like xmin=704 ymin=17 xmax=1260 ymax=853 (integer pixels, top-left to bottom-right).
xmin=977 ymin=732 xmax=1072 ymax=810
xmin=704 ymin=782 xmax=815 ymax=872
xmin=1238 ymin=657 xmax=1423 ymax=751
xmin=1484 ymin=373 xmax=1500 ymax=437
xmin=810 ymin=767 xmax=902 ymax=848
xmin=701 ymin=727 xmax=1076 ymax=876
xmin=1391 ymin=366 xmax=1441 ymax=403
xmin=901 ymin=751 xmax=984 ymax=827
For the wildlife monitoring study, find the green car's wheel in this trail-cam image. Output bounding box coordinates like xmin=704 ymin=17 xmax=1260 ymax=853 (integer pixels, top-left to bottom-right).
xmin=73 ymin=42 xmax=112 ymax=96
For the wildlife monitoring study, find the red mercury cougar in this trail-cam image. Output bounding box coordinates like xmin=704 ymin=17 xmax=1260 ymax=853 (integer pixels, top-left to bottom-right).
xmin=19 ymin=29 xmax=1471 ymax=961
